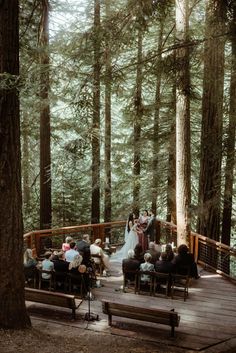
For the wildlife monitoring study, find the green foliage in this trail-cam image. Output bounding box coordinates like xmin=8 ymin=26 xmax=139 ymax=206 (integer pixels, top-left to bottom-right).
xmin=18 ymin=0 xmax=236 ymax=242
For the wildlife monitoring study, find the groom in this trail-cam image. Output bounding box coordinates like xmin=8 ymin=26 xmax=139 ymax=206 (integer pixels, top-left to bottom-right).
xmin=144 ymin=210 xmax=157 ymax=243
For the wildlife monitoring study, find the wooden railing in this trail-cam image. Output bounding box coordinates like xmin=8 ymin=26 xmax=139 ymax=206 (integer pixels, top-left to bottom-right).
xmin=24 ymin=218 xmax=236 ymax=283
xmin=157 ymin=219 xmax=236 ymax=283
xmin=23 ymin=221 xmax=126 ymax=257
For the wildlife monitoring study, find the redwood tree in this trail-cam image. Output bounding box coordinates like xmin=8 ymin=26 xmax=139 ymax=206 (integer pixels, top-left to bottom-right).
xmin=133 ymin=27 xmax=143 ymax=217
xmin=91 ymin=0 xmax=101 ymax=224
xmin=39 ymin=0 xmax=52 ymax=230
xmin=175 ymin=0 xmax=191 ymax=246
xmin=197 ymin=0 xmax=227 ymax=240
xmin=222 ymin=2 xmax=236 ymax=245
xmin=104 ymin=0 xmax=112 ymax=224
xmin=0 ymin=0 xmax=31 ymax=328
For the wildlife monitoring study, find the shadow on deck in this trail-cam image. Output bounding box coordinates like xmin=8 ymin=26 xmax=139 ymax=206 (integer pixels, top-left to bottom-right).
xmin=26 ymin=262 xmax=236 ymax=352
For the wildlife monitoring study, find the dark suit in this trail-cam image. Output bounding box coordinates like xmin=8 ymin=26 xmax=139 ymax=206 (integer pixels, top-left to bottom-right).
xmin=122 ymin=258 xmax=140 ymax=281
xmin=172 ymin=253 xmax=199 ymax=278
xmin=144 ymin=215 xmax=157 ymax=242
xmin=155 ymin=260 xmax=174 ymax=274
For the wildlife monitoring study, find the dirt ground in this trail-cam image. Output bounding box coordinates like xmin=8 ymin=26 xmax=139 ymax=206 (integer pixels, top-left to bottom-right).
xmin=0 ymin=319 xmax=187 ymax=353
xmin=1 ymin=319 xmax=236 ymax=353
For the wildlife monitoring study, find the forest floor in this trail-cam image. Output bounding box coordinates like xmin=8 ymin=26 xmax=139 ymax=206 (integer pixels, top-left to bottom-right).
xmin=0 ymin=319 xmax=184 ymax=353
xmin=1 ymin=318 xmax=236 ymax=353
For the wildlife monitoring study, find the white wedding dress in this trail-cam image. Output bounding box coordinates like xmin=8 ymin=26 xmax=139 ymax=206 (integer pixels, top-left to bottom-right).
xmin=110 ymin=224 xmax=139 ymax=263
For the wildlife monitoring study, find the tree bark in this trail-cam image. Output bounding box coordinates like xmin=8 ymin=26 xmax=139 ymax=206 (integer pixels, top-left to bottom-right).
xmin=133 ymin=28 xmax=142 ymax=217
xmin=151 ymin=21 xmax=164 ymax=215
xmin=0 ymin=0 xmax=31 ymax=329
xmin=221 ymin=5 xmax=236 ymax=246
xmin=39 ymin=0 xmax=52 ymax=230
xmin=104 ymin=0 xmax=112 ymax=224
xmin=91 ymin=0 xmax=101 ymax=224
xmin=167 ymin=84 xmax=177 ymax=225
xmin=175 ymin=0 xmax=191 ymax=246
xmin=197 ymin=0 xmax=226 ymax=241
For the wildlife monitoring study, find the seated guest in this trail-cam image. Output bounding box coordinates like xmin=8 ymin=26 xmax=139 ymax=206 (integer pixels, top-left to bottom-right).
xmin=90 ymin=238 xmax=110 ymax=275
xmin=76 ymin=234 xmax=90 ymax=255
xmin=172 ymin=244 xmax=200 ymax=279
xmin=24 ymin=248 xmax=37 ymax=283
xmin=140 ymin=253 xmax=155 ymax=283
xmin=165 ymin=244 xmax=175 ymax=262
xmin=147 ymin=242 xmax=161 ymax=264
xmin=134 ymin=244 xmax=144 ymax=263
xmin=68 ymin=254 xmax=86 ymax=293
xmin=53 ymin=251 xmax=69 ymax=272
xmin=155 ymin=252 xmax=175 ymax=273
xmin=23 ymin=248 xmax=37 ymax=268
xmin=41 ymin=251 xmax=54 ymax=279
xmin=68 ymin=254 xmax=83 ymax=273
xmin=122 ymin=249 xmax=140 ymax=282
xmin=62 ymin=236 xmax=73 ymax=252
xmin=65 ymin=241 xmax=80 ymax=263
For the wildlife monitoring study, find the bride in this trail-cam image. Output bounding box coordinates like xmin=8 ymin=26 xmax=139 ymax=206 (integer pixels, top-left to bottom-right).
xmin=111 ymin=214 xmax=139 ymax=263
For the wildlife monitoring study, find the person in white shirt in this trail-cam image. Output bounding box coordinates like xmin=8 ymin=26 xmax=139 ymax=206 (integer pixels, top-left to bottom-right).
xmin=65 ymin=242 xmax=80 ymax=263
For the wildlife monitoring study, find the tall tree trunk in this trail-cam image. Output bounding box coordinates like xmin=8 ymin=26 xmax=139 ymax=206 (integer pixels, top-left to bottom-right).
xmin=39 ymin=0 xmax=51 ymax=230
xmin=104 ymin=0 xmax=112 ymax=224
xmin=221 ymin=5 xmax=236 ymax=246
xmin=197 ymin=0 xmax=226 ymax=241
xmin=175 ymin=0 xmax=191 ymax=246
xmin=0 ymin=0 xmax=31 ymax=329
xmin=167 ymin=86 xmax=177 ymax=225
xmin=151 ymin=21 xmax=164 ymax=215
xmin=133 ymin=28 xmax=142 ymax=217
xmin=91 ymin=0 xmax=101 ymax=224
xmin=22 ymin=113 xmax=30 ymax=208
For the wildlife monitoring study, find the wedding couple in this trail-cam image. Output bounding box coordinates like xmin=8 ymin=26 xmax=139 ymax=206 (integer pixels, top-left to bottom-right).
xmin=110 ymin=210 xmax=156 ymax=263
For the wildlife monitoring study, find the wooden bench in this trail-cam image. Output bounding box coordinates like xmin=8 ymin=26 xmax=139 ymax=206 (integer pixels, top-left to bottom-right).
xmin=25 ymin=288 xmax=82 ymax=319
xmin=102 ymin=300 xmax=180 ymax=337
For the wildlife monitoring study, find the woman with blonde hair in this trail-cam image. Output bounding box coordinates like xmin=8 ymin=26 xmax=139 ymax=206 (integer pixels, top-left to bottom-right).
xmin=23 ymin=248 xmax=37 ymax=268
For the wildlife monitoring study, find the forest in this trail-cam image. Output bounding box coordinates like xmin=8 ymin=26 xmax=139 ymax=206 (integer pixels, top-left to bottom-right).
xmin=0 ymin=0 xmax=236 ymax=330
xmin=18 ymin=0 xmax=236 ymax=245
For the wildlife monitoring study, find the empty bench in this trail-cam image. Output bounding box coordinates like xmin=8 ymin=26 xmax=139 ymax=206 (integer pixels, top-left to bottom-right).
xmin=25 ymin=288 xmax=82 ymax=319
xmin=102 ymin=300 xmax=180 ymax=337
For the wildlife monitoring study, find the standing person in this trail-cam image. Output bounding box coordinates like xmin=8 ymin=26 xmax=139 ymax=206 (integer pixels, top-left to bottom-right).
xmin=144 ymin=209 xmax=157 ymax=243
xmin=137 ymin=210 xmax=149 ymax=251
xmin=76 ymin=234 xmax=90 ymax=255
xmin=110 ymin=218 xmax=139 ymax=263
xmin=124 ymin=213 xmax=134 ymax=242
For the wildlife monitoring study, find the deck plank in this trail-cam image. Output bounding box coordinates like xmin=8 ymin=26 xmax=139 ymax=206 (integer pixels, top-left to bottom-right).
xmin=26 ymin=263 xmax=236 ymax=351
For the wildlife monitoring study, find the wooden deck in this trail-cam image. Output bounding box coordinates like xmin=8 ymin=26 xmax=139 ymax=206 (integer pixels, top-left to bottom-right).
xmin=26 ymin=262 xmax=236 ymax=352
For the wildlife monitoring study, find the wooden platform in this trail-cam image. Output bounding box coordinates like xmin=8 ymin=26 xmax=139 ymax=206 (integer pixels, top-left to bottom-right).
xmin=26 ymin=262 xmax=236 ymax=352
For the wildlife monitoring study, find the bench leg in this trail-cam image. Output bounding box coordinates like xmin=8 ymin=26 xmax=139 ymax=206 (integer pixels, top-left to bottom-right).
xmin=171 ymin=325 xmax=175 ymax=337
xmin=108 ymin=314 xmax=112 ymax=326
xmin=72 ymin=308 xmax=76 ymax=320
